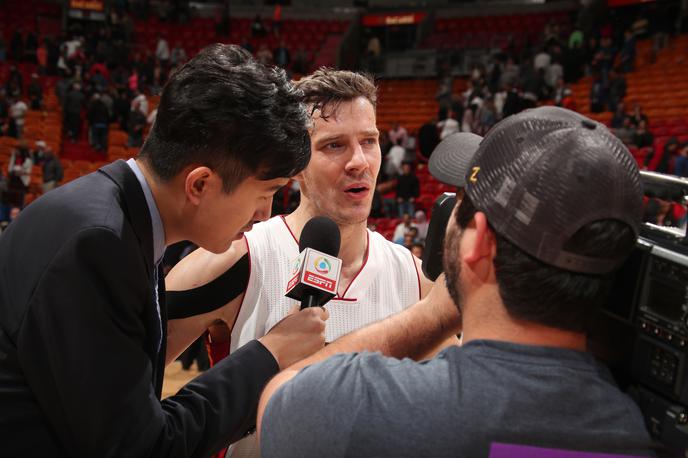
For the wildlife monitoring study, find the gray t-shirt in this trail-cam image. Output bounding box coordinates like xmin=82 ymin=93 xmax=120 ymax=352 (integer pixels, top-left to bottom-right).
xmin=262 ymin=340 xmax=655 ymax=458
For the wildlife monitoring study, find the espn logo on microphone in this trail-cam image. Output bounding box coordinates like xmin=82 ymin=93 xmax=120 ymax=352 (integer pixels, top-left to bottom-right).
xmin=304 ymin=271 xmax=335 ymax=292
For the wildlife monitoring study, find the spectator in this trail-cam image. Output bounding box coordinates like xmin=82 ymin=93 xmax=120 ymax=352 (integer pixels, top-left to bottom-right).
xmin=396 ymin=162 xmax=420 ymax=218
xmin=656 ymin=137 xmax=679 ymax=174
xmin=256 ymin=44 xmax=273 ymax=66
xmin=597 ymin=36 xmax=616 ymax=82
xmin=414 ymin=209 xmax=428 ymax=242
xmin=475 ymin=97 xmax=497 ymax=135
xmin=435 ymin=77 xmax=453 ymax=113
xmin=388 ymin=122 xmax=409 ymax=149
xmin=8 ymin=97 xmax=28 ymax=139
xmin=56 ymin=48 xmax=71 ymax=77
xmin=675 ymin=143 xmax=688 ymax=178
xmin=628 ymin=103 xmax=648 ymax=128
xmin=552 ymin=77 xmax=566 ymax=105
xmin=155 ymin=35 xmax=170 ymax=65
xmin=128 ymin=67 xmax=139 ymax=93
xmin=418 ymin=118 xmax=440 ymax=160
xmin=114 ymin=88 xmax=130 ymax=130
xmin=401 ymin=226 xmax=419 ymax=250
xmin=41 ymin=148 xmax=63 ymax=193
xmin=501 ymin=84 xmax=522 ymax=118
xmin=385 ymin=137 xmax=406 ymax=178
xmin=499 ymin=57 xmax=519 ymax=88
xmin=292 ymin=46 xmax=310 ymax=74
xmin=632 ymin=119 xmax=653 ymax=149
xmin=7 ymin=141 xmax=32 ymax=208
xmin=589 ymin=74 xmax=607 ymax=113
xmin=438 ymin=107 xmax=460 ymax=139
xmin=36 ymin=40 xmax=47 ymax=73
xmin=131 ymin=90 xmax=148 ymax=117
xmin=410 ymin=242 xmax=424 ymax=259
xmin=170 ymin=42 xmax=187 ymax=66
xmin=462 ymin=100 xmax=481 ymax=133
xmin=6 ymin=65 xmax=23 ymax=97
xmin=27 ymin=74 xmax=43 ymax=110
xmin=366 ymin=33 xmax=382 ymax=72
xmin=614 ymin=116 xmax=636 ymax=146
xmin=534 ymin=47 xmax=551 ymax=72
xmin=0 ymin=206 xmax=21 ymax=233
xmin=127 ymin=101 xmax=147 ymax=147
xmin=546 ymin=55 xmax=564 ymax=89
xmin=272 ymin=3 xmax=283 ymax=37
xmin=560 ymin=88 xmax=577 ymax=111
xmin=91 ymin=67 xmax=108 ymax=91
xmin=392 ymin=213 xmax=416 ymax=243
xmin=251 ymin=14 xmax=267 ymax=38
xmin=63 ymin=83 xmax=85 ymax=141
xmin=607 ymin=69 xmax=626 ymax=114
xmin=611 ymin=101 xmax=627 ymax=129
xmin=619 ymin=29 xmax=636 ymax=73
xmin=273 ymin=40 xmax=290 ymax=69
xmin=32 ymin=140 xmax=48 ymax=165
xmin=88 ymin=93 xmax=110 ymax=152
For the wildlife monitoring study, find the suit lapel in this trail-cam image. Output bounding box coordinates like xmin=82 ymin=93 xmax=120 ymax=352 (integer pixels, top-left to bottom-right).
xmin=99 ymin=160 xmax=155 ymax=277
xmin=99 ymin=160 xmax=166 ymax=392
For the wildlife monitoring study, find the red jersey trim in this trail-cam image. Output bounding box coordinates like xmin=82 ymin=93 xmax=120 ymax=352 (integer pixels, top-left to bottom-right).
xmin=411 ymin=250 xmax=422 ymax=301
xmin=280 ymin=215 xmax=299 ymax=245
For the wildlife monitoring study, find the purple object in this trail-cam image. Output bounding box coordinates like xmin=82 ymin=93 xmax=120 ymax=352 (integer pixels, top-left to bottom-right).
xmin=489 ymin=443 xmax=649 ymax=458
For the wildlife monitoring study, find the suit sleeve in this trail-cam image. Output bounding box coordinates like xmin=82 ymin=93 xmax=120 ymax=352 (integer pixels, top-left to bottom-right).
xmin=17 ymin=227 xmax=279 ymax=458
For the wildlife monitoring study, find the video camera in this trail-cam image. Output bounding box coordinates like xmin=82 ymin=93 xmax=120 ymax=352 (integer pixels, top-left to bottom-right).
xmin=589 ymin=171 xmax=688 ymax=457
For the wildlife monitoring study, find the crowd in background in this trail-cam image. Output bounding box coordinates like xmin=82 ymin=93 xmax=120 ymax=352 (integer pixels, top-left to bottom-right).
xmin=1 ymin=1 xmax=687 ymax=241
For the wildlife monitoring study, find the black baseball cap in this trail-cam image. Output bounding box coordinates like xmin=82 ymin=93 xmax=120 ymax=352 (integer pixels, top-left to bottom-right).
xmin=427 ymin=106 xmax=643 ymax=275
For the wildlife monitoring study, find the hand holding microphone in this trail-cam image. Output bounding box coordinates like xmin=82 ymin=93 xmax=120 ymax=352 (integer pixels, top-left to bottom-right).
xmin=259 ymin=304 xmax=329 ymax=370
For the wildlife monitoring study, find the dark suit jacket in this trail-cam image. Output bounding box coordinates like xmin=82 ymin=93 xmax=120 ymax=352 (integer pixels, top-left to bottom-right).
xmin=0 ymin=160 xmax=279 ymax=457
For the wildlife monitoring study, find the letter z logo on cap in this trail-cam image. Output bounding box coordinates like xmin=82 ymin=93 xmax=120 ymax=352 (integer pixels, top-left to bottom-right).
xmin=469 ymin=166 xmax=480 ymax=183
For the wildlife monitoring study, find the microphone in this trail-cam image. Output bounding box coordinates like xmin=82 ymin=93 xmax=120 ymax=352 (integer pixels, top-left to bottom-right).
xmin=421 ymin=192 xmax=456 ymax=281
xmin=285 ymin=216 xmax=342 ymax=310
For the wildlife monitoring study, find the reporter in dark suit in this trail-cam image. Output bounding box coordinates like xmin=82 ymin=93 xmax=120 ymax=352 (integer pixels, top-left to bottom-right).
xmin=0 ymin=44 xmax=327 ymax=457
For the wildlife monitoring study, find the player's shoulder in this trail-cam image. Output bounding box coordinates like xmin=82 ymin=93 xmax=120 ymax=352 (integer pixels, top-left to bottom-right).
xmin=368 ymin=229 xmax=414 ymax=260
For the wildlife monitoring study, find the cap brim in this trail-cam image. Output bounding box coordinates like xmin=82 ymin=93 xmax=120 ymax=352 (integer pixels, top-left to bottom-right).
xmin=428 ymin=132 xmax=483 ymax=187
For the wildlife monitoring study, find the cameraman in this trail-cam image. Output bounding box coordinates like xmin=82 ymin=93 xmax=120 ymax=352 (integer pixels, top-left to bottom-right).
xmin=257 ymin=107 xmax=656 ymax=457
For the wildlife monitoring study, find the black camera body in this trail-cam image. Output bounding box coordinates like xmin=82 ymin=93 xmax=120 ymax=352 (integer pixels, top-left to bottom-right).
xmin=590 ymin=237 xmax=688 ymax=456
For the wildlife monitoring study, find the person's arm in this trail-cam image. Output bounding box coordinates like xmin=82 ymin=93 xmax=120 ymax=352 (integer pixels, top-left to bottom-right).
xmin=18 ymin=228 xmax=290 ymax=457
xmin=257 ymin=273 xmax=461 ymax=435
xmin=164 ymin=240 xmax=249 ymax=364
xmin=413 ymin=257 xmax=460 ymax=357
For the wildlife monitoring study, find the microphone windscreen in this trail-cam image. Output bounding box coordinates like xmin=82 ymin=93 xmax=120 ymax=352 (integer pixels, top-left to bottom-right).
xmin=299 ymin=216 xmax=341 ymax=257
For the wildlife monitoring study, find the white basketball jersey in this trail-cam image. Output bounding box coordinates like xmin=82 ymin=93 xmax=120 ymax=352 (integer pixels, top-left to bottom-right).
xmin=226 ymin=216 xmax=420 ymax=458
xmin=231 ymin=216 xmax=421 ymax=351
